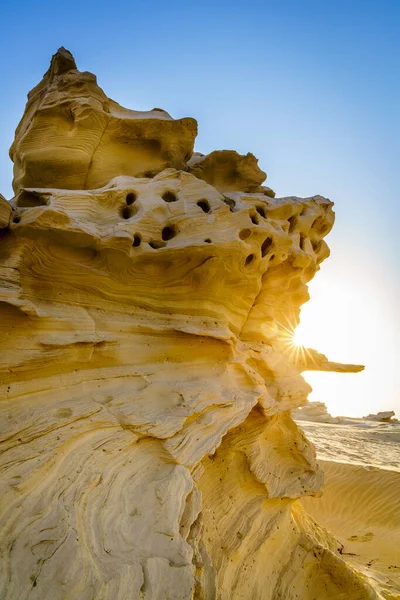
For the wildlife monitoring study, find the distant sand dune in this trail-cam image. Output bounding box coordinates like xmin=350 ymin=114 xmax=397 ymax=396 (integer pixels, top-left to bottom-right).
xmin=301 ymin=460 xmax=400 ymax=598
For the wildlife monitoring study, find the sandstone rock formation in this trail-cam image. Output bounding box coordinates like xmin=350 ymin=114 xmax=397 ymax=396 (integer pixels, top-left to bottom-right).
xmin=292 ymin=401 xmax=340 ymax=423
xmin=187 ymin=150 xmax=270 ymax=194
xmin=0 ymin=194 xmax=11 ymax=229
xmin=10 ymin=47 xmax=197 ymax=194
xmin=363 ymin=411 xmax=398 ymax=423
xmin=0 ymin=49 xmax=381 ymax=599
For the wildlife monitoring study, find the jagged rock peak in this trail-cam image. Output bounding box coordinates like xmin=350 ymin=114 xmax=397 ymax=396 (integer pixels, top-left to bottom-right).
xmin=45 ymin=46 xmax=77 ymax=79
xmin=10 ymin=49 xmax=198 ymax=193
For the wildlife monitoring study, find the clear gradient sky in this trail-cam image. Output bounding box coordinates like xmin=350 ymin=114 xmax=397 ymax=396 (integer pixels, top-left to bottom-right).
xmin=1 ymin=0 xmax=399 ymax=417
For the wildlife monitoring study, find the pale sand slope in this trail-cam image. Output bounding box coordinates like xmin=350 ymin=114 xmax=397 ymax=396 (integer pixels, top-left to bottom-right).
xmin=301 ymin=460 xmax=400 ymax=599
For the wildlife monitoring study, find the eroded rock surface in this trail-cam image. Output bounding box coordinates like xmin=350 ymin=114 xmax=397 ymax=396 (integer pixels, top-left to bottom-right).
xmin=187 ymin=150 xmax=268 ymax=193
xmin=0 ymin=194 xmax=11 ymax=228
xmin=0 ymin=49 xmax=380 ymax=599
xmin=10 ymin=47 xmax=197 ymax=194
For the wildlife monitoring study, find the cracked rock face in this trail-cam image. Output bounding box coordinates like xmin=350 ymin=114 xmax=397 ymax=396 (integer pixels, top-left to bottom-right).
xmin=0 ymin=49 xmax=376 ymax=600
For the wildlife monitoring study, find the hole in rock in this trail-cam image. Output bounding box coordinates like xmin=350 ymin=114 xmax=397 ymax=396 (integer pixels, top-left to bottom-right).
xmin=17 ymin=190 xmax=48 ymax=207
xmin=288 ymin=216 xmax=297 ymax=233
xmin=13 ymin=217 xmax=21 ymax=224
xmin=239 ymin=228 xmax=251 ymax=240
xmin=126 ymin=193 xmax=137 ymax=205
xmin=311 ymin=239 xmax=321 ymax=253
xmin=261 ymin=236 xmax=273 ymax=257
xmin=162 ymin=225 xmax=177 ymax=241
xmin=270 ymin=254 xmax=275 ymax=261
xmin=245 ymin=254 xmax=255 ymax=266
xmin=143 ymin=171 xmax=154 ymax=178
xmin=204 ymin=238 xmax=212 ymax=243
xmin=132 ymin=234 xmax=141 ymax=247
xmin=300 ymin=234 xmax=306 ymax=251
xmin=197 ymin=199 xmax=210 ymax=213
xmin=162 ymin=191 xmax=178 ymax=203
xmin=121 ymin=206 xmax=137 ymax=219
xmin=250 ymin=213 xmax=259 ymax=225
xmin=256 ymin=205 xmax=266 ymax=218
xmin=222 ymin=196 xmax=235 ymax=211
xmin=149 ymin=240 xmax=167 ymax=249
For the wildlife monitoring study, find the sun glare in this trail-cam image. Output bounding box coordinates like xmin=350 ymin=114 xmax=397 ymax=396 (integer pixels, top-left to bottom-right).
xmin=292 ymin=328 xmax=307 ymax=347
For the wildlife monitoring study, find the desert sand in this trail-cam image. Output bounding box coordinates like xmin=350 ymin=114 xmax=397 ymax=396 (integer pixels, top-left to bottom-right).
xmin=302 ymin=459 xmax=400 ymax=599
xmin=294 ymin=412 xmax=400 ymax=598
xmin=0 ymin=47 xmax=397 ymax=599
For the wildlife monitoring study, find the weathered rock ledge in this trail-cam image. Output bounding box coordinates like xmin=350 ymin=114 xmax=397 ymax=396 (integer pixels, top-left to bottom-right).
xmin=0 ymin=49 xmax=379 ymax=599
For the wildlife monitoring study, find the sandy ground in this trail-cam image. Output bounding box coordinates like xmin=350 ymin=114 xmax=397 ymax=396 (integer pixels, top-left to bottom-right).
xmin=298 ymin=419 xmax=400 ymax=472
xmin=300 ymin=457 xmax=400 ymax=599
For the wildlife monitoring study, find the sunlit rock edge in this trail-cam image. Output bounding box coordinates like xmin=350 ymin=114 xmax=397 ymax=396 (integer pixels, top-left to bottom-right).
xmin=0 ymin=48 xmax=382 ymax=600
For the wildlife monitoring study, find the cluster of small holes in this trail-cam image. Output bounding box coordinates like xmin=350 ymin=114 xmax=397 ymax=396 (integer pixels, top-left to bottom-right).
xmin=132 ymin=234 xmax=141 ymax=247
xmin=162 ymin=191 xmax=178 ymax=203
xmin=197 ymin=199 xmax=210 ymax=213
xmin=245 ymin=254 xmax=255 ymax=266
xmin=239 ymin=229 xmax=251 ymax=240
xmin=162 ymin=225 xmax=177 ymax=241
xmin=261 ymin=237 xmax=273 ymax=257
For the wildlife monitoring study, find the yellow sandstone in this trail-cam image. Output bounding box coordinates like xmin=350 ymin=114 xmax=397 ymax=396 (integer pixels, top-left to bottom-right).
xmin=0 ymin=49 xmax=386 ymax=600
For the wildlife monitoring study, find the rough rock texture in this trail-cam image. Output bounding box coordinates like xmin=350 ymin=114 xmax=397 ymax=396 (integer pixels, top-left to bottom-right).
xmin=187 ymin=150 xmax=269 ymax=194
xmin=10 ymin=47 xmax=197 ymax=194
xmin=0 ymin=49 xmax=381 ymax=599
xmin=0 ymin=194 xmax=11 ymax=229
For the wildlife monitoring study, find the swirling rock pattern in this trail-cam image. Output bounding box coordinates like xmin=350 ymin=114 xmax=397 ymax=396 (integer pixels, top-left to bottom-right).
xmin=10 ymin=48 xmax=197 ymax=194
xmin=0 ymin=49 xmax=378 ymax=599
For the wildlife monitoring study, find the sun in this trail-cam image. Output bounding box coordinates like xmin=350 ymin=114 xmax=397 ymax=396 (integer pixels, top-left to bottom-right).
xmin=292 ymin=327 xmax=307 ymax=348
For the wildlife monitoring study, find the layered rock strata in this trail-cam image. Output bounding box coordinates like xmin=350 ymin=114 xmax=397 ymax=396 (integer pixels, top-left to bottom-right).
xmin=0 ymin=49 xmax=378 ymax=599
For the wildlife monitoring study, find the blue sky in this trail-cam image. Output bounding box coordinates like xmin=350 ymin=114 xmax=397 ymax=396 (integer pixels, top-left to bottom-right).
xmin=1 ymin=0 xmax=399 ymax=416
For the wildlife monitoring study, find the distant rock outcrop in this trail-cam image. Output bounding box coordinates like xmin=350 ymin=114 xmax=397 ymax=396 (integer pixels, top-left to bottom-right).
xmin=292 ymin=401 xmax=340 ymax=423
xmin=0 ymin=49 xmax=380 ymax=600
xmin=364 ymin=411 xmax=398 ymax=423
